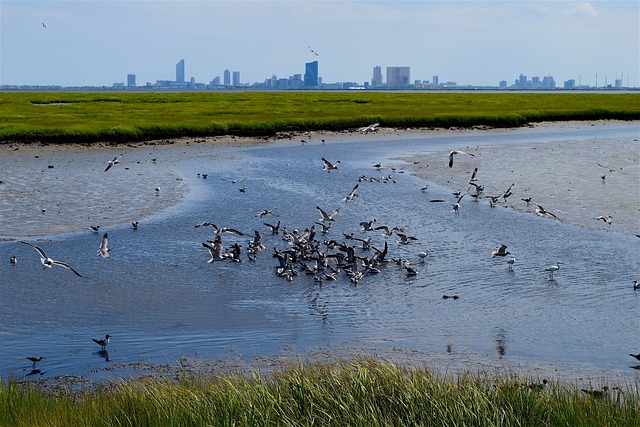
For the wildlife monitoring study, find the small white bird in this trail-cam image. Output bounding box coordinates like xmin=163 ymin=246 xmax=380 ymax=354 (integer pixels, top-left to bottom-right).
xmin=98 ymin=233 xmax=110 ymax=258
xmin=360 ymin=123 xmax=380 ymax=134
xmin=92 ymin=334 xmax=111 ymax=350
xmin=507 ymin=255 xmax=515 ymax=270
xmin=544 ymin=261 xmax=563 ymax=279
xmin=448 ymin=150 xmax=475 ymax=168
xmin=104 ymin=155 xmax=122 ymax=172
xmin=418 ymin=250 xmax=430 ymax=263
xmin=321 ymin=157 xmax=341 ymax=173
xmin=20 ymin=241 xmax=82 ymax=276
xmin=430 ymin=189 xmax=469 ymax=215
xmin=317 ymin=206 xmax=339 ymax=222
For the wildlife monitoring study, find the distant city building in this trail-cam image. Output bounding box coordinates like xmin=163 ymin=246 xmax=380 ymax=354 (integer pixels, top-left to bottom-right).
xmin=304 ymin=61 xmax=319 ymax=87
xmin=223 ymin=69 xmax=231 ymax=85
xmin=499 ymin=80 xmax=507 ymax=88
xmin=564 ymin=79 xmax=576 ymax=89
xmin=542 ymin=75 xmax=556 ymax=89
xmin=210 ymin=76 xmax=220 ymax=86
xmin=127 ymin=74 xmax=136 ymax=87
xmin=371 ymin=66 xmax=383 ymax=87
xmin=176 ymin=59 xmax=185 ymax=83
xmin=386 ymin=67 xmax=410 ymax=87
xmin=432 ymin=75 xmax=439 ymax=87
xmin=232 ymin=71 xmax=240 ymax=86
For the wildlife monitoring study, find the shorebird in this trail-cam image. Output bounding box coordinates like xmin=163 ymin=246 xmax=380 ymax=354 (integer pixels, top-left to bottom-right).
xmin=343 ymin=183 xmax=359 ymax=203
xmin=396 ymin=233 xmax=418 ymax=245
xmin=203 ymin=238 xmax=227 ymax=263
xmin=98 ymin=233 xmax=110 ymax=258
xmin=10 ymin=255 xmax=17 ymax=264
xmin=359 ymin=218 xmax=377 ymax=231
xmin=507 ymin=255 xmax=515 ymax=270
xmin=92 ymin=334 xmax=111 ymax=350
xmin=90 ymin=225 xmax=101 ymax=233
xmin=321 ymin=157 xmax=340 ymax=173
xmin=255 ymin=209 xmax=278 ymax=218
xmin=430 ymin=189 xmax=469 ymax=215
xmin=155 ymin=187 xmax=161 ymax=193
xmin=442 ymin=295 xmax=460 ymax=300
xmin=420 ymin=184 xmax=429 ymax=192
xmin=535 ymin=204 xmax=560 ymax=220
xmin=544 ymin=261 xmax=563 ymax=280
xmin=581 ymin=387 xmax=610 ymax=399
xmin=597 ymin=162 xmax=615 ymax=173
xmin=20 ymin=241 xmax=82 ymax=276
xmin=317 ymin=206 xmax=339 ymax=222
xmin=264 ymin=220 xmax=281 ymax=235
xmin=491 ymin=244 xmax=511 ymax=258
xmin=360 ymin=123 xmax=380 ymax=134
xmin=502 ymin=183 xmax=515 ymax=203
xmin=104 ymin=155 xmax=121 ymax=172
xmin=26 ymin=356 xmax=45 ymax=369
xmin=528 ymin=379 xmax=549 ymax=392
xmin=595 ymin=215 xmax=612 ymax=225
xmin=633 ymin=281 xmax=640 ymax=290
xmin=132 ymin=221 xmax=139 ymax=230
xmin=418 ymin=250 xmax=430 ymax=263
xmin=448 ymin=150 xmax=475 ymax=168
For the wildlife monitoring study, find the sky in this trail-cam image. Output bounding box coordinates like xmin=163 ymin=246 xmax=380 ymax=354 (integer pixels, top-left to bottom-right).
xmin=1 ymin=1 xmax=638 ymax=87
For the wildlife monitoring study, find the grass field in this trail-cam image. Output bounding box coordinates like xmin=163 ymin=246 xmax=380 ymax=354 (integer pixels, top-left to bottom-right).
xmin=1 ymin=358 xmax=638 ymax=426
xmin=1 ymin=91 xmax=639 ymax=143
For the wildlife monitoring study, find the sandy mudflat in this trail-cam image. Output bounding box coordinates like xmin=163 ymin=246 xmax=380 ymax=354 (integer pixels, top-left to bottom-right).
xmin=1 ymin=121 xmax=639 ymax=238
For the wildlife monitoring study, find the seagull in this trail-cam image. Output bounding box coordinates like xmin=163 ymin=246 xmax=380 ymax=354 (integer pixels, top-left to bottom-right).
xmin=469 ymin=167 xmax=479 ymax=182
xmin=98 ymin=233 xmax=110 ymax=258
xmin=343 ymin=183 xmax=359 ymax=203
xmin=359 ymin=218 xmax=377 ymax=231
xmin=155 ymin=187 xmax=161 ymax=193
xmin=20 ymin=241 xmax=82 ymax=276
xmin=448 ymin=150 xmax=475 ymax=168
xmin=535 ymin=204 xmax=560 ymax=220
xmin=90 ymin=225 xmax=101 ymax=233
xmin=26 ymin=356 xmax=45 ymax=369
xmin=595 ymin=215 xmax=612 ymax=225
xmin=418 ymin=250 xmax=430 ymax=263
xmin=502 ymin=183 xmax=515 ymax=203
xmin=430 ymin=189 xmax=469 ymax=215
xmin=396 ymin=233 xmax=418 ymax=245
xmin=581 ymin=387 xmax=610 ymax=398
xmin=633 ymin=281 xmax=640 ymax=290
xmin=92 ymin=334 xmax=111 ymax=350
xmin=308 ymin=46 xmax=319 ymax=56
xmin=630 ymin=353 xmax=640 ymax=360
xmin=10 ymin=255 xmax=17 ymax=264
xmin=420 ymin=185 xmax=429 ymax=192
xmin=195 ymin=221 xmax=218 ymax=229
xmin=104 ymin=155 xmax=121 ymax=172
xmin=314 ymin=221 xmax=332 ymax=234
xmin=264 ymin=220 xmax=281 ymax=235
xmin=491 ymin=244 xmax=511 ymax=258
xmin=317 ymin=206 xmax=339 ymax=222
xmin=203 ymin=238 xmax=227 ymax=263
xmin=507 ymin=255 xmax=515 ymax=270
xmin=132 ymin=221 xmax=139 ymax=230
xmin=521 ymin=197 xmax=532 ymax=205
xmin=544 ymin=261 xmax=563 ymax=280
xmin=597 ymin=162 xmax=615 ymax=173
xmin=321 ymin=157 xmax=340 ymax=173
xmin=360 ymin=123 xmax=380 ymax=134
xmin=255 ymin=209 xmax=278 ymax=218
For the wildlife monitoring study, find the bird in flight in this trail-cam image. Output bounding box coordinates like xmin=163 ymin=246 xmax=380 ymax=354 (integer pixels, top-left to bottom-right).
xmin=104 ymin=155 xmax=121 ymax=172
xmin=360 ymin=123 xmax=380 ymax=134
xmin=448 ymin=150 xmax=475 ymax=168
xmin=491 ymin=244 xmax=511 ymax=258
xmin=308 ymin=46 xmax=319 ymax=56
xmin=98 ymin=233 xmax=110 ymax=258
xmin=430 ymin=188 xmax=470 ymax=215
xmin=321 ymin=157 xmax=340 ymax=173
xmin=20 ymin=241 xmax=82 ymax=276
xmin=595 ymin=215 xmax=612 ymax=225
xmin=343 ymin=183 xmax=359 ymax=203
xmin=317 ymin=206 xmax=339 ymax=222
xmin=596 ymin=162 xmax=615 ymax=173
xmin=42 ymin=22 xmax=47 ymax=28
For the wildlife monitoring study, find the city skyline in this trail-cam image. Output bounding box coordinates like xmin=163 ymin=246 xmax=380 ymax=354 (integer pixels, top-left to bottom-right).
xmin=1 ymin=1 xmax=638 ymax=88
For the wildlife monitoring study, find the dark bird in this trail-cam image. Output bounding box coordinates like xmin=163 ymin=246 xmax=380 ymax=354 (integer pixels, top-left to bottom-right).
xmin=308 ymin=46 xmax=319 ymax=56
xmin=20 ymin=241 xmax=82 ymax=276
xmin=10 ymin=255 xmax=17 ymax=264
xmin=634 ymin=281 xmax=640 ymax=290
xmin=90 ymin=225 xmax=101 ymax=233
xmin=26 ymin=356 xmax=45 ymax=369
xmin=92 ymin=334 xmax=111 ymax=350
xmin=630 ymin=353 xmax=640 ymax=361
xmin=595 ymin=215 xmax=612 ymax=225
xmin=42 ymin=22 xmax=46 ymax=28
xmin=448 ymin=150 xmax=475 ymax=168
xmin=132 ymin=221 xmax=139 ymax=230
xmin=491 ymin=244 xmax=511 ymax=258
xmin=580 ymin=387 xmax=610 ymax=398
xmin=597 ymin=162 xmax=615 ymax=173
xmin=317 ymin=206 xmax=339 ymax=222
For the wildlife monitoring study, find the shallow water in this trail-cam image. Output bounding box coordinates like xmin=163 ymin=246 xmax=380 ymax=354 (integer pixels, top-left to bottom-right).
xmin=1 ymin=124 xmax=639 ymax=382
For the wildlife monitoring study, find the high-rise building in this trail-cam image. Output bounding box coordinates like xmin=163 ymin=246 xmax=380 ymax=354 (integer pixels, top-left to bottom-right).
xmin=386 ymin=67 xmax=410 ymax=87
xmin=127 ymin=74 xmax=136 ymax=87
xmin=232 ymin=71 xmax=241 ymax=86
xmin=176 ymin=59 xmax=185 ymax=83
xmin=224 ymin=69 xmax=231 ymax=85
xmin=371 ymin=66 xmax=382 ymax=87
xmin=304 ymin=61 xmax=319 ymax=87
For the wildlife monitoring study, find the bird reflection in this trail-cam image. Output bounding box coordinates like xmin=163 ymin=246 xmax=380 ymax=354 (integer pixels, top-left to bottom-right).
xmin=495 ymin=330 xmax=507 ymax=358
xmin=26 ymin=369 xmax=42 ymax=376
xmin=94 ymin=349 xmax=110 ymax=362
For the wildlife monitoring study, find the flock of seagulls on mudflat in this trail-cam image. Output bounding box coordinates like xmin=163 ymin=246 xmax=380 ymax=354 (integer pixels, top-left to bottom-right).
xmin=8 ymin=125 xmax=639 ymax=375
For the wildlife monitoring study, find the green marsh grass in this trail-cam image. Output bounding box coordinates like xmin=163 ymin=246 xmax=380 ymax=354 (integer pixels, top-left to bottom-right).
xmin=2 ymin=357 xmax=638 ymax=426
xmin=1 ymin=92 xmax=639 ymax=143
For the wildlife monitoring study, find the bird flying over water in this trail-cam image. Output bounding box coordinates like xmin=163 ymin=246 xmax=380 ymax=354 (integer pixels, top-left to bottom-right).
xmin=317 ymin=206 xmax=339 ymax=222
xmin=430 ymin=188 xmax=470 ymax=215
xmin=597 ymin=162 xmax=615 ymax=173
xmin=448 ymin=150 xmax=475 ymax=168
xmin=20 ymin=241 xmax=82 ymax=276
xmin=343 ymin=183 xmax=359 ymax=203
xmin=595 ymin=215 xmax=612 ymax=225
xmin=321 ymin=157 xmax=340 ymax=173
xmin=491 ymin=244 xmax=511 ymax=258
xmin=98 ymin=233 xmax=110 ymax=258
xmin=42 ymin=22 xmax=47 ymax=28
xmin=535 ymin=204 xmax=560 ymax=220
xmin=308 ymin=46 xmax=319 ymax=56
xmin=360 ymin=123 xmax=380 ymax=134
xmin=104 ymin=155 xmax=121 ymax=172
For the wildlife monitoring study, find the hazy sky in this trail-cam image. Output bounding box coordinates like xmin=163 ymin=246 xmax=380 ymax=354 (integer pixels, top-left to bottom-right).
xmin=1 ymin=1 xmax=638 ymax=87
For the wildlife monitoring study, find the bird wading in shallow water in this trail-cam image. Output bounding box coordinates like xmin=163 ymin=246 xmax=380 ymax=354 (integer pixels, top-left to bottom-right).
xmin=92 ymin=334 xmax=111 ymax=350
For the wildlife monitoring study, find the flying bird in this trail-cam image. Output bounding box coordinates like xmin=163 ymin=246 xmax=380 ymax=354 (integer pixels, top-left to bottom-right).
xmin=491 ymin=244 xmax=511 ymax=258
xmin=595 ymin=215 xmax=612 ymax=225
xmin=317 ymin=206 xmax=339 ymax=222
xmin=448 ymin=150 xmax=475 ymax=168
xmin=42 ymin=22 xmax=47 ymax=28
xmin=360 ymin=123 xmax=380 ymax=134
xmin=321 ymin=157 xmax=340 ymax=173
xmin=535 ymin=204 xmax=560 ymax=220
xmin=308 ymin=46 xmax=319 ymax=56
xmin=597 ymin=162 xmax=615 ymax=173
xmin=104 ymin=155 xmax=121 ymax=172
xmin=343 ymin=183 xmax=359 ymax=203
xmin=98 ymin=233 xmax=110 ymax=258
xmin=430 ymin=188 xmax=469 ymax=215
xmin=20 ymin=241 xmax=82 ymax=276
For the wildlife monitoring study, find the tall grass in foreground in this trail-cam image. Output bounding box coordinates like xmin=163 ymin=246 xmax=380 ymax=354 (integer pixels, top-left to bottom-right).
xmin=2 ymin=358 xmax=638 ymax=426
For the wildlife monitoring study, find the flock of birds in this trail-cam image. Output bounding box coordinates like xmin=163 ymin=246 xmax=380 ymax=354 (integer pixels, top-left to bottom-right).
xmin=11 ymin=128 xmax=639 ymax=375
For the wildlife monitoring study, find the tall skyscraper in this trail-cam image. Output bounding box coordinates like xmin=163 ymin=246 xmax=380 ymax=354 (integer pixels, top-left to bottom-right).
xmin=386 ymin=67 xmax=410 ymax=87
xmin=371 ymin=66 xmax=382 ymax=87
xmin=232 ymin=71 xmax=241 ymax=86
xmin=432 ymin=75 xmax=439 ymax=87
xmin=176 ymin=59 xmax=185 ymax=83
xmin=224 ymin=69 xmax=231 ymax=85
xmin=127 ymin=74 xmax=136 ymax=87
xmin=304 ymin=61 xmax=319 ymax=87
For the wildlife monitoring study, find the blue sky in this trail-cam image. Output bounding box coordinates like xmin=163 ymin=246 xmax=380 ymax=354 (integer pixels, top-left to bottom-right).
xmin=1 ymin=1 xmax=638 ymax=87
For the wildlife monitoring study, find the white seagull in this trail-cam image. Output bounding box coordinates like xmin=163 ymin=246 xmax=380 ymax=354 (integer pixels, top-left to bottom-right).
xmin=317 ymin=206 xmax=340 ymax=222
xmin=507 ymin=255 xmax=515 ymax=270
xmin=544 ymin=261 xmax=563 ymax=280
xmin=343 ymin=183 xmax=359 ymax=203
xmin=104 ymin=155 xmax=122 ymax=172
xmin=92 ymin=334 xmax=111 ymax=350
xmin=98 ymin=233 xmax=110 ymax=258
xmin=430 ymin=189 xmax=469 ymax=215
xmin=448 ymin=150 xmax=475 ymax=168
xmin=360 ymin=123 xmax=380 ymax=134
xmin=202 ymin=238 xmax=227 ymax=263
xmin=321 ymin=157 xmax=340 ymax=173
xmin=535 ymin=204 xmax=560 ymax=220
xmin=20 ymin=241 xmax=82 ymax=276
